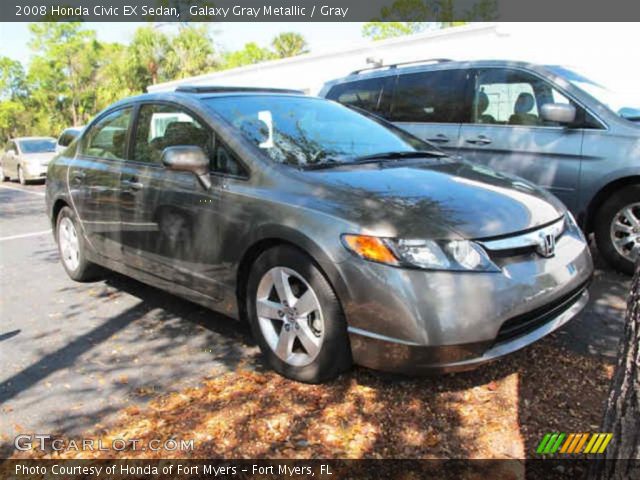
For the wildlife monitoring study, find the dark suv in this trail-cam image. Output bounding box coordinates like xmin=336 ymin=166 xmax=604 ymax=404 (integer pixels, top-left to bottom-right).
xmin=320 ymin=59 xmax=640 ymax=274
xmin=46 ymin=87 xmax=592 ymax=382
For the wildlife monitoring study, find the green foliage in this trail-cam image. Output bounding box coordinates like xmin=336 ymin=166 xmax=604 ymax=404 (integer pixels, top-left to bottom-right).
xmin=128 ymin=25 xmax=173 ymax=86
xmin=1 ymin=24 xmax=309 ymax=141
xmin=362 ymin=0 xmax=497 ymax=40
xmin=362 ymin=22 xmax=429 ymax=41
xmin=223 ymin=42 xmax=276 ymax=69
xmin=28 ymin=23 xmax=102 ymax=129
xmin=271 ymin=32 xmax=309 ymax=58
xmin=166 ymin=25 xmax=218 ymax=79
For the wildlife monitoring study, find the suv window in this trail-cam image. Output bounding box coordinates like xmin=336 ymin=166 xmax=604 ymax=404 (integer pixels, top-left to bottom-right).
xmin=472 ymin=68 xmax=577 ymax=127
xmin=389 ymin=69 xmax=468 ymax=123
xmin=325 ymin=77 xmax=390 ymax=116
xmin=83 ymin=108 xmax=132 ymax=159
xmin=134 ymin=103 xmax=246 ymax=176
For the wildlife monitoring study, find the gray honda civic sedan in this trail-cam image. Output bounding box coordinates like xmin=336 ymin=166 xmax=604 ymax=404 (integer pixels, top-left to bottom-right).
xmin=46 ymin=87 xmax=593 ymax=382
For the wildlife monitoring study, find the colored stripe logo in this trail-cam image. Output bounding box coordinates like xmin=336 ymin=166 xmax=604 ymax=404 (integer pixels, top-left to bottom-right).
xmin=536 ymin=433 xmax=612 ymax=454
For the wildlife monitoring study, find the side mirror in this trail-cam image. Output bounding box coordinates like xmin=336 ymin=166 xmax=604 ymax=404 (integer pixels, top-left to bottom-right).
xmin=7 ymin=149 xmax=16 ymax=156
xmin=540 ymin=103 xmax=576 ymax=125
xmin=161 ymin=145 xmax=211 ymax=190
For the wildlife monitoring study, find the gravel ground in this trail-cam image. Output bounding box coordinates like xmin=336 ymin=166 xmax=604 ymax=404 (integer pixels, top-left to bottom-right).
xmin=0 ymin=181 xmax=630 ymax=458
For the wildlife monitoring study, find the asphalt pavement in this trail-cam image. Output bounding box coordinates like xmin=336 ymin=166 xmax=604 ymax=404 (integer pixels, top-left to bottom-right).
xmin=0 ymin=181 xmax=631 ymax=454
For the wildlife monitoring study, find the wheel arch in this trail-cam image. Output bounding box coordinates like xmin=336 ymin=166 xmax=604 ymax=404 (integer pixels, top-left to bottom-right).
xmin=51 ymin=198 xmax=70 ymax=232
xmin=584 ymin=175 xmax=640 ymax=233
xmin=235 ymin=228 xmax=350 ymax=323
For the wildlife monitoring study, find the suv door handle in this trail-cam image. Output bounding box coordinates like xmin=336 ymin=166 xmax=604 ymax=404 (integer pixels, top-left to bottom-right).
xmin=466 ymin=135 xmax=492 ymax=145
xmin=121 ymin=179 xmax=143 ymax=191
xmin=426 ymin=134 xmax=449 ymax=144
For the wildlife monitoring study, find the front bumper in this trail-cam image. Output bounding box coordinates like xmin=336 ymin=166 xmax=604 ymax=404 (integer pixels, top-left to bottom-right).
xmin=22 ymin=163 xmax=48 ymax=180
xmin=337 ymin=224 xmax=593 ymax=373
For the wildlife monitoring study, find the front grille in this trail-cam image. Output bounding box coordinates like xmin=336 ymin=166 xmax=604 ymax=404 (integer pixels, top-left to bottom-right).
xmin=495 ymin=281 xmax=588 ymax=344
xmin=480 ymin=217 xmax=566 ymax=258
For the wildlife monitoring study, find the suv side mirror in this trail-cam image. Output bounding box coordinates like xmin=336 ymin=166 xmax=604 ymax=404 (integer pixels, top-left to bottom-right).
xmin=540 ymin=103 xmax=576 ymax=125
xmin=161 ymin=145 xmax=211 ymax=190
xmin=7 ymin=149 xmax=16 ymax=156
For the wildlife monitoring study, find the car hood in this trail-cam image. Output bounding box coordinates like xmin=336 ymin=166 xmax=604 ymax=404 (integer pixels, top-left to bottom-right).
xmin=22 ymin=152 xmax=56 ymax=163
xmin=296 ymin=159 xmax=565 ymax=240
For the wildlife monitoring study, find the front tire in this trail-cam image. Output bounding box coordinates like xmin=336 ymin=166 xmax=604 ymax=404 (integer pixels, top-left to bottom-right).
xmin=0 ymin=164 xmax=8 ymax=182
xmin=56 ymin=206 xmax=100 ymax=281
xmin=594 ymin=185 xmax=640 ymax=275
xmin=246 ymin=246 xmax=352 ymax=383
xmin=18 ymin=165 xmax=27 ymax=185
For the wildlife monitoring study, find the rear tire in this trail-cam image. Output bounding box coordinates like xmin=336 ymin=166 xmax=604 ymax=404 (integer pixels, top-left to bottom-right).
xmin=246 ymin=245 xmax=352 ymax=383
xmin=594 ymin=185 xmax=640 ymax=275
xmin=56 ymin=206 xmax=101 ymax=281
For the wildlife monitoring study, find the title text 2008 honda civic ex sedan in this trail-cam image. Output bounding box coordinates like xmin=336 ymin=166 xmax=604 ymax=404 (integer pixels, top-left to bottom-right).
xmin=46 ymin=87 xmax=594 ymax=383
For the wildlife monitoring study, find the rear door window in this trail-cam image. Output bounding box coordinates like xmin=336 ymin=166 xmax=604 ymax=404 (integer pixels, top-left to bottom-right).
xmin=325 ymin=77 xmax=392 ymax=117
xmin=389 ymin=69 xmax=469 ymax=123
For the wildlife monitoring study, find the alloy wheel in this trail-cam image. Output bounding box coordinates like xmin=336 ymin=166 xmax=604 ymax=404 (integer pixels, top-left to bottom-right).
xmin=255 ymin=266 xmax=325 ymax=367
xmin=59 ymin=216 xmax=80 ymax=272
xmin=610 ymin=202 xmax=640 ymax=262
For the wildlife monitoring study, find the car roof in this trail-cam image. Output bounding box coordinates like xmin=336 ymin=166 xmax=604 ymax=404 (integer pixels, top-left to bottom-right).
xmin=102 ymin=88 xmax=311 ymax=113
xmin=12 ymin=136 xmax=56 ymax=141
xmin=325 ymin=59 xmax=551 ymax=85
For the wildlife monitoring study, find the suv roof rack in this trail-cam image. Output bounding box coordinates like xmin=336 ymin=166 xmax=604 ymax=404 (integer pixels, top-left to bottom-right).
xmin=350 ymin=58 xmax=453 ymax=75
xmin=175 ymin=85 xmax=304 ymax=94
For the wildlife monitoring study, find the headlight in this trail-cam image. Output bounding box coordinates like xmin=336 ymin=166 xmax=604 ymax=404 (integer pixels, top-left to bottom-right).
xmin=565 ymin=211 xmax=586 ymax=241
xmin=342 ymin=234 xmax=500 ymax=272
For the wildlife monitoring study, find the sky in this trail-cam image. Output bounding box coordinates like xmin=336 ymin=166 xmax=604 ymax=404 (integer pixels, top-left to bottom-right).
xmin=0 ymin=22 xmax=368 ymax=65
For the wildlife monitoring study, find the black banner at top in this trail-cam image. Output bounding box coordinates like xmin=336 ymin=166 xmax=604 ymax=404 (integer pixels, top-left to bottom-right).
xmin=1 ymin=0 xmax=640 ymax=22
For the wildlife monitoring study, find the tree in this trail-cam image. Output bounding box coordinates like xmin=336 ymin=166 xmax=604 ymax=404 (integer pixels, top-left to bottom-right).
xmin=28 ymin=22 xmax=101 ymax=127
xmin=223 ymin=42 xmax=275 ymax=69
xmin=94 ymin=43 xmax=139 ymax=109
xmin=589 ymin=261 xmax=640 ymax=479
xmin=271 ymin=32 xmax=309 ymax=58
xmin=166 ymin=24 xmax=218 ymax=78
xmin=362 ymin=0 xmax=497 ymax=40
xmin=0 ymin=56 xmax=28 ymax=139
xmin=362 ymin=22 xmax=429 ymax=41
xmin=128 ymin=25 xmax=172 ymax=86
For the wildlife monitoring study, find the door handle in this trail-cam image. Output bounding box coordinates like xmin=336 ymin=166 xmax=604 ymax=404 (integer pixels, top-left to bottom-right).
xmin=121 ymin=179 xmax=143 ymax=191
xmin=426 ymin=134 xmax=450 ymax=143
xmin=466 ymin=135 xmax=492 ymax=145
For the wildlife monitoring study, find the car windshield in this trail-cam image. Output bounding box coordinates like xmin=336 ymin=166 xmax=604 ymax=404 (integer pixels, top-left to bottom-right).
xmin=547 ymin=65 xmax=640 ymax=120
xmin=18 ymin=138 xmax=56 ymax=154
xmin=205 ymin=95 xmax=434 ymax=167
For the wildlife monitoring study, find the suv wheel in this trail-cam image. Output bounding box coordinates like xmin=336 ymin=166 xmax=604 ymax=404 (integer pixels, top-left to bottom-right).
xmin=56 ymin=206 xmax=100 ymax=281
xmin=594 ymin=185 xmax=640 ymax=275
xmin=0 ymin=164 xmax=8 ymax=182
xmin=246 ymin=246 xmax=351 ymax=383
xmin=18 ymin=166 xmax=27 ymax=185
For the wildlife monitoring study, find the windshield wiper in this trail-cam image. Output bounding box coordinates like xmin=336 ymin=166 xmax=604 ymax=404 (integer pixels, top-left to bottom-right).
xmin=299 ymin=158 xmax=345 ymax=170
xmin=351 ymin=150 xmax=446 ymax=163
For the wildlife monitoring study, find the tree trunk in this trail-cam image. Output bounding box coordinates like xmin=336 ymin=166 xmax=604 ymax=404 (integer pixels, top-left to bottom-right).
xmin=590 ymin=260 xmax=640 ymax=479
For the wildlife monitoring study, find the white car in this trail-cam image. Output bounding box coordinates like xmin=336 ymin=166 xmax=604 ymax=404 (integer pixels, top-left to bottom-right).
xmin=1 ymin=137 xmax=57 ymax=185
